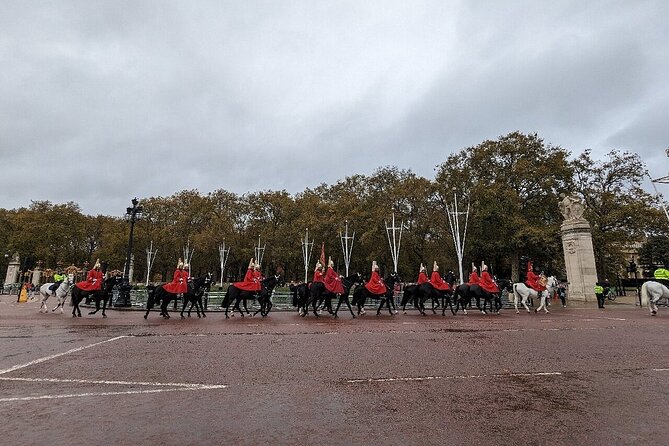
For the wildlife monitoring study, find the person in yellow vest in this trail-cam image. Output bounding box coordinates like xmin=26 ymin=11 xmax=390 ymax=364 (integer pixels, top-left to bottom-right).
xmin=594 ymin=282 xmax=605 ymax=309
xmin=653 ymin=267 xmax=669 ymax=288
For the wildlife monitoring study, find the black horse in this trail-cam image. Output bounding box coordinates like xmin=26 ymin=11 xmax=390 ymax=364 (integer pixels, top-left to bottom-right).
xmin=301 ymin=273 xmax=363 ymax=318
xmin=290 ymin=282 xmax=311 ymax=316
xmin=351 ymin=273 xmax=401 ymax=316
xmin=221 ymin=273 xmax=282 ymax=319
xmin=180 ymin=272 xmax=213 ymax=319
xmin=401 ymin=271 xmax=456 ymax=315
xmin=144 ymin=275 xmax=211 ymax=320
xmin=454 ymin=279 xmax=513 ymax=315
xmin=71 ymin=275 xmax=120 ymax=318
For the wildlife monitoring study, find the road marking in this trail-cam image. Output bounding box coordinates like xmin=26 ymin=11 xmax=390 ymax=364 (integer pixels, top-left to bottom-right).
xmin=0 ymin=385 xmax=227 ymax=403
xmin=653 ymin=368 xmax=669 ymax=372
xmin=346 ymin=371 xmax=562 ymax=384
xmin=0 ymin=376 xmax=227 ymax=388
xmin=0 ymin=336 xmax=130 ymax=375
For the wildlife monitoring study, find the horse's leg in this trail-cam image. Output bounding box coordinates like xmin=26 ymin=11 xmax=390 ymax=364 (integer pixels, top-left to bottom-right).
xmin=522 ymin=293 xmax=531 ymax=313
xmin=389 ymin=295 xmax=397 ymax=315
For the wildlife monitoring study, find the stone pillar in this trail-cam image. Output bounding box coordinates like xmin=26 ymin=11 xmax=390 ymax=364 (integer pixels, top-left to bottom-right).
xmin=559 ymin=194 xmax=597 ymax=302
xmin=5 ymin=252 xmax=20 ymax=284
xmin=31 ymin=268 xmax=42 ymax=287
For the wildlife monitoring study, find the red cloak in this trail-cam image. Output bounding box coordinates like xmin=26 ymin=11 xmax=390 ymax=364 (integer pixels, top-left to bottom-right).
xmin=430 ymin=271 xmax=451 ymax=291
xmin=365 ymin=270 xmax=387 ymax=295
xmin=324 ymin=267 xmax=344 ymax=294
xmin=233 ymin=268 xmax=261 ymax=292
xmin=525 ymin=271 xmax=546 ymax=292
xmin=76 ymin=269 xmax=103 ymax=291
xmin=163 ymin=269 xmax=184 ymax=294
xmin=467 ymin=272 xmax=480 ymax=285
xmin=479 ymin=271 xmax=500 ymax=293
xmin=417 ymin=271 xmax=429 ymax=285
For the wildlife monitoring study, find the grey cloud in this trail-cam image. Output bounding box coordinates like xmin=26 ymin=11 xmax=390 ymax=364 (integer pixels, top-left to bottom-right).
xmin=0 ymin=0 xmax=667 ymax=215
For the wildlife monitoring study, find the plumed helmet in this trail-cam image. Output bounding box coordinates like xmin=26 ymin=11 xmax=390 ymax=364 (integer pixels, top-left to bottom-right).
xmin=177 ymin=258 xmax=184 ymax=269
xmin=248 ymin=258 xmax=255 ymax=269
xmin=315 ymin=261 xmax=323 ymax=271
xmin=419 ymin=263 xmax=426 ymax=272
xmin=255 ymin=262 xmax=261 ymax=270
xmin=328 ymin=256 xmax=334 ymax=268
xmin=183 ymin=263 xmax=190 ymax=270
xmin=482 ymin=261 xmax=488 ymax=271
xmin=471 ymin=263 xmax=477 ymax=272
xmin=372 ymin=260 xmax=379 ymax=271
xmin=433 ymin=261 xmax=439 ymax=271
xmin=93 ymin=259 xmax=101 ymax=269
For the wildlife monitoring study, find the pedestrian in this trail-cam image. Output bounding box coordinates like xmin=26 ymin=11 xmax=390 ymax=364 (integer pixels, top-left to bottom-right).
xmin=558 ymin=283 xmax=567 ymax=307
xmin=594 ymin=282 xmax=605 ymax=308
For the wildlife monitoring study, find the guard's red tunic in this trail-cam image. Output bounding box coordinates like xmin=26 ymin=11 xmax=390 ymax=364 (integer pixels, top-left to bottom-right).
xmin=479 ymin=271 xmax=500 ymax=293
xmin=180 ymin=269 xmax=190 ymax=294
xmin=525 ymin=271 xmax=546 ymax=292
xmin=417 ymin=271 xmax=429 ymax=285
xmin=76 ymin=269 xmax=103 ymax=291
xmin=365 ymin=270 xmax=387 ymax=295
xmin=324 ymin=267 xmax=345 ymax=294
xmin=233 ymin=268 xmax=261 ymax=292
xmin=312 ymin=270 xmax=324 ymax=283
xmin=467 ymin=272 xmax=480 ymax=285
xmin=430 ymin=271 xmax=451 ymax=291
xmin=163 ymin=269 xmax=183 ymax=293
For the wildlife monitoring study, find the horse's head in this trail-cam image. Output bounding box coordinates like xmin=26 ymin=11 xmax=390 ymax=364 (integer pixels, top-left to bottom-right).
xmin=497 ymin=278 xmax=513 ymax=292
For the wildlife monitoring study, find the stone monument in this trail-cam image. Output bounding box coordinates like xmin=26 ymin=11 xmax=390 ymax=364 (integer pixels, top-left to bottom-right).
xmin=559 ymin=194 xmax=597 ymax=301
xmin=4 ymin=252 xmax=20 ymax=285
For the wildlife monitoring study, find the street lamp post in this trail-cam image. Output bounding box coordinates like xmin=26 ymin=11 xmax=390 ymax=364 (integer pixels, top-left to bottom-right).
xmin=115 ymin=198 xmax=143 ymax=307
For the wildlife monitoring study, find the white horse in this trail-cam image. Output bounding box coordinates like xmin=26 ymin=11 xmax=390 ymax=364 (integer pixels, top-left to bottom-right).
xmin=38 ymin=275 xmax=73 ymax=313
xmin=640 ymin=281 xmax=669 ymax=316
xmin=513 ymin=275 xmax=558 ymax=314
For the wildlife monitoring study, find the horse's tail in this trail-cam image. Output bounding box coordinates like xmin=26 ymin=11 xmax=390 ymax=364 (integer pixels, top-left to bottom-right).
xmin=222 ymin=285 xmax=232 ymax=308
xmin=512 ymin=283 xmax=520 ymax=305
xmin=640 ymin=281 xmax=649 ymax=307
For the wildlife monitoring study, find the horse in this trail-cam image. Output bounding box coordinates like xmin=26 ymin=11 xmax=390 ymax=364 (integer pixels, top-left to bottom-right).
xmin=333 ymin=273 xmax=364 ymax=318
xmin=180 ymin=273 xmax=213 ymax=319
xmin=302 ymin=273 xmax=363 ymax=318
xmin=38 ymin=275 xmax=74 ymax=313
xmin=640 ymin=281 xmax=669 ymax=315
xmin=290 ymin=282 xmax=311 ymax=316
xmin=221 ymin=273 xmax=282 ymax=319
xmin=144 ymin=275 xmax=211 ymax=320
xmin=70 ymin=275 xmax=121 ymax=318
xmin=351 ymin=273 xmax=402 ymax=316
xmin=512 ymin=276 xmax=559 ymax=314
xmin=87 ymin=275 xmax=122 ymax=317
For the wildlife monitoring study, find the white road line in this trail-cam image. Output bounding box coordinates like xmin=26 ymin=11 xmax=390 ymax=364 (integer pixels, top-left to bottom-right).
xmin=0 ymin=385 xmax=227 ymax=403
xmin=346 ymin=371 xmax=562 ymax=384
xmin=0 ymin=335 xmax=130 ymax=375
xmin=0 ymin=376 xmax=226 ymax=388
xmin=653 ymin=368 xmax=669 ymax=372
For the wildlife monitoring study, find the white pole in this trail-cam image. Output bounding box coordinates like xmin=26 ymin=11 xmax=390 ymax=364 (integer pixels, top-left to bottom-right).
xmin=301 ymin=229 xmax=314 ymax=283
xmin=648 ymin=171 xmax=669 ymax=224
xmin=145 ymin=241 xmax=157 ymax=286
xmin=339 ymin=220 xmax=355 ymax=276
xmin=385 ymin=213 xmax=406 ymax=274
xmin=254 ymin=235 xmax=266 ymax=267
xmin=183 ymin=239 xmax=194 ymax=267
xmin=218 ymin=241 xmax=231 ymax=288
xmin=447 ymin=189 xmax=470 ymax=285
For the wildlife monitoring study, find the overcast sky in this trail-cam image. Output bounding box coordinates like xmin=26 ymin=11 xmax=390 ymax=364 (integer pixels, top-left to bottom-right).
xmin=1 ymin=0 xmax=667 ymax=216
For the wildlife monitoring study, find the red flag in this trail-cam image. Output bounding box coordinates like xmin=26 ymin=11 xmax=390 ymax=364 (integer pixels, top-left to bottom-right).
xmin=320 ymin=242 xmax=326 ymax=267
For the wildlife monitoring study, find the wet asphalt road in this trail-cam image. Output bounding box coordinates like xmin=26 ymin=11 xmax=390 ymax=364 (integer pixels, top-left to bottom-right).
xmin=1 ymin=298 xmax=668 ymax=446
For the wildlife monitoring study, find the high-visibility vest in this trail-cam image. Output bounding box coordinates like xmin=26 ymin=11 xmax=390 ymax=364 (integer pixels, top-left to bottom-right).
xmin=654 ymin=268 xmax=669 ymax=280
xmin=594 ymin=285 xmax=604 ymax=294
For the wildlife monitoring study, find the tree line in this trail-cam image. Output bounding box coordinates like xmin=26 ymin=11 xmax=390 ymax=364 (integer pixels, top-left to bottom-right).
xmin=1 ymin=132 xmax=665 ymax=285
